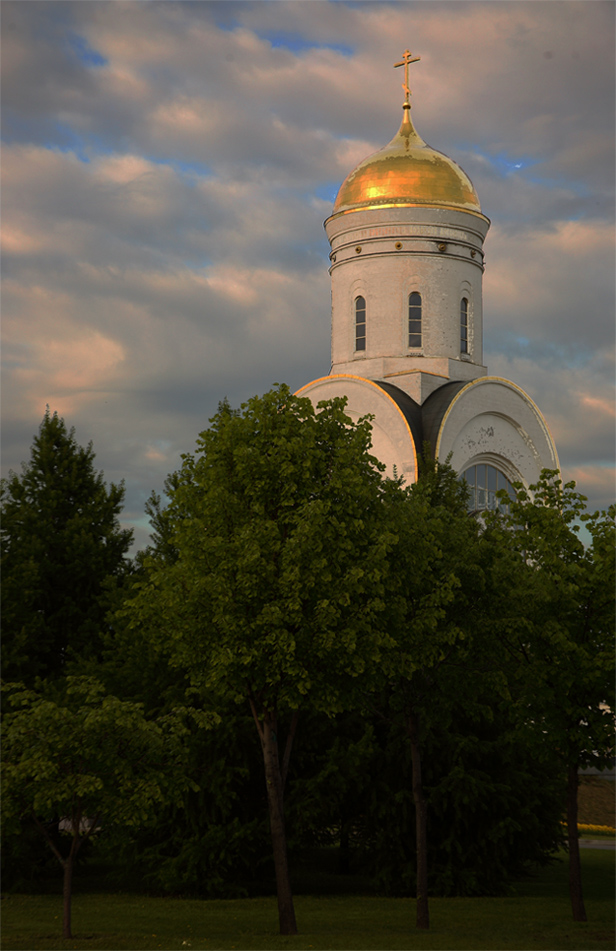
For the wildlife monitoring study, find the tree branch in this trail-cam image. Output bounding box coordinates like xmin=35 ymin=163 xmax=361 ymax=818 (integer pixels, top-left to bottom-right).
xmin=248 ymin=693 xmax=265 ymax=747
xmin=31 ymin=812 xmax=66 ymax=867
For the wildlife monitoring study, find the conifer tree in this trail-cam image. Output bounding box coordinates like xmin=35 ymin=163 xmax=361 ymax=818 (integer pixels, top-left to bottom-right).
xmin=1 ymin=410 xmax=133 ymax=684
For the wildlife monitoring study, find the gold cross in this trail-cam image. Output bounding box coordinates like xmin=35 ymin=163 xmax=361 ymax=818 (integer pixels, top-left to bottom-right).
xmin=394 ymin=48 xmax=420 ymax=104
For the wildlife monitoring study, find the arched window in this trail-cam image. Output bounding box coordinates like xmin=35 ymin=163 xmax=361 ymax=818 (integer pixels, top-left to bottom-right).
xmin=460 ymin=297 xmax=469 ymax=354
xmin=408 ymin=292 xmax=422 ymax=348
xmin=460 ymin=464 xmax=515 ymax=514
xmin=355 ymin=296 xmax=366 ymax=351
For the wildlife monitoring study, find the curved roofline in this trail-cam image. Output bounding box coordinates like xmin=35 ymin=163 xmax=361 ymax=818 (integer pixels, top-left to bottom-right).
xmin=434 ymin=376 xmax=560 ymax=471
xmin=295 ymin=374 xmax=419 ymax=479
xmin=331 ymin=106 xmax=483 ymax=217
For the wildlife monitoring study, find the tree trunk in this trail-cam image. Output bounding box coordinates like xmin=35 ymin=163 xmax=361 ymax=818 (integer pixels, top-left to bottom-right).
xmin=62 ymin=854 xmax=73 ymax=939
xmin=261 ymin=711 xmax=298 ymax=935
xmin=566 ymin=763 xmax=587 ymax=922
xmin=408 ymin=709 xmax=429 ymax=929
xmin=339 ymin=820 xmax=351 ymax=875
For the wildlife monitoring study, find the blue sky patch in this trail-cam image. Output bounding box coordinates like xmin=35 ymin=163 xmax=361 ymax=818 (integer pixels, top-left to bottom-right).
xmin=145 ymin=156 xmax=214 ymax=179
xmin=67 ymin=32 xmax=108 ymax=68
xmin=46 ymin=123 xmax=89 ymax=162
xmin=469 ymin=146 xmax=539 ymax=177
xmin=258 ymin=31 xmax=353 ymax=57
xmin=46 ymin=123 xmax=124 ymax=164
xmin=314 ymin=182 xmax=342 ymax=203
xmin=49 ymin=122 xmax=117 ymax=162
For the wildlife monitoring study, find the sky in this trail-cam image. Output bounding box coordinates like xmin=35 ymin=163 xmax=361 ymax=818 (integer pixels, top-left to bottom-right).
xmin=2 ymin=0 xmax=614 ymax=552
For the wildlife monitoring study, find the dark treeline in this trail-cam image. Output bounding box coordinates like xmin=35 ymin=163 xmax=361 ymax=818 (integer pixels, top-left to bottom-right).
xmin=2 ymin=391 xmax=614 ymax=939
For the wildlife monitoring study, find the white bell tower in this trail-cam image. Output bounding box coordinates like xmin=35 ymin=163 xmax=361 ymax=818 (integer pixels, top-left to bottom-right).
xmin=298 ymin=51 xmax=558 ymax=494
xmin=325 ymin=49 xmax=490 ymax=405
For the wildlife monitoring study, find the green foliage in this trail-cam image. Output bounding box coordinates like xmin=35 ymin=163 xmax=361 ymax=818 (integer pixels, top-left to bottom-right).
xmin=1 ymin=677 xmax=201 ymax=935
xmin=380 ymin=454 xmax=492 ymax=702
xmin=91 ymin=571 xmax=266 ymax=897
xmin=283 ymin=700 xmax=564 ymax=898
xmin=360 ymin=704 xmax=565 ymax=896
xmin=1 ymin=678 xmax=192 ymax=838
xmin=484 ymin=472 xmax=615 ymax=771
xmin=120 ymin=385 xmax=398 ymax=930
xmin=124 ymin=385 xmax=395 ymax=716
xmin=102 ymin=708 xmax=272 ymax=897
xmin=1 ymin=410 xmax=133 ymax=684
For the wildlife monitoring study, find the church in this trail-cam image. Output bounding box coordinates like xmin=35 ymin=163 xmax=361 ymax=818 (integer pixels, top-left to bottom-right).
xmin=297 ymin=51 xmax=559 ymax=511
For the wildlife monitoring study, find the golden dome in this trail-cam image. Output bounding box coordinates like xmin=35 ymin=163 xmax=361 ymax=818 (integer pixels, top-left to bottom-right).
xmin=333 ymin=105 xmax=481 ymax=215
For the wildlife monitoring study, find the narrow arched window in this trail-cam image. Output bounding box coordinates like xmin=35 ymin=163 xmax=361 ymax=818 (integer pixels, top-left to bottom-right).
xmin=408 ymin=292 xmax=422 ymax=348
xmin=460 ymin=297 xmax=469 ymax=354
xmin=355 ymin=296 xmax=366 ymax=351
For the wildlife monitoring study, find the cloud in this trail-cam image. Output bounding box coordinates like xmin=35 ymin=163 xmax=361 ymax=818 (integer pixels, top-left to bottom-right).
xmin=1 ymin=0 xmax=613 ymax=551
xmin=486 ymin=348 xmax=615 ymax=508
xmin=485 ymin=218 xmax=615 ymax=355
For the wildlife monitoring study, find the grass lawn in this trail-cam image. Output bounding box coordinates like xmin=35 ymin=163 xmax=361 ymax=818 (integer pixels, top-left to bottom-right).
xmin=1 ymin=848 xmax=614 ymax=951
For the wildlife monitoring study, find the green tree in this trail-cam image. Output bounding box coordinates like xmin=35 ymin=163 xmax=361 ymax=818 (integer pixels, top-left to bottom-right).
xmin=1 ymin=678 xmax=196 ymax=939
xmin=351 ymin=686 xmax=564 ymax=897
xmin=380 ymin=457 xmax=498 ymax=928
xmin=97 ymin=609 xmax=272 ymax=899
xmin=1 ymin=410 xmax=133 ymax=683
xmin=486 ymin=473 xmax=615 ymax=922
xmin=123 ymin=386 xmax=394 ymax=934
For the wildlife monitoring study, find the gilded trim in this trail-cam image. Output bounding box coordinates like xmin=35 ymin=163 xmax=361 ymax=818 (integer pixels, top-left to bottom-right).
xmin=326 ymin=206 xmax=491 ymax=225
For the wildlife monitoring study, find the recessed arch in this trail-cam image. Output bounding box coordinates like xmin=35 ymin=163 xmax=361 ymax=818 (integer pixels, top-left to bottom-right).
xmin=431 ymin=377 xmax=559 ymax=489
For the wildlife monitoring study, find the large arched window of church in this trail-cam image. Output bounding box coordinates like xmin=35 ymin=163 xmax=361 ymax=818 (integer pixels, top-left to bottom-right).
xmin=460 ymin=297 xmax=469 ymax=354
xmin=460 ymin=464 xmax=515 ymax=514
xmin=355 ymin=296 xmax=366 ymax=351
xmin=408 ymin=292 xmax=422 ymax=348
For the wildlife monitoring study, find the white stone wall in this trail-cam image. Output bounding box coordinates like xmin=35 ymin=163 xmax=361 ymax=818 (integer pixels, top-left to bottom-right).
xmin=296 ymin=375 xmax=559 ymax=493
xmin=325 ymin=206 xmax=490 ymax=386
xmin=296 ymin=375 xmax=419 ymax=486
xmin=435 ymin=378 xmax=560 ymax=486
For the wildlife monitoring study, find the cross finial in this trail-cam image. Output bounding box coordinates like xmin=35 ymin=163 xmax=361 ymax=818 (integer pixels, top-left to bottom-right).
xmin=394 ymin=49 xmax=420 ymax=105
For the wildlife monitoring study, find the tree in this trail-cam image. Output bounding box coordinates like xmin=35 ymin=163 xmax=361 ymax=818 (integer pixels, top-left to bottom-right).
xmin=348 ymin=683 xmax=564 ymax=898
xmin=1 ymin=410 xmax=133 ymax=683
xmin=97 ymin=610 xmax=273 ymax=899
xmin=379 ymin=456 xmax=500 ymax=928
xmin=123 ymin=386 xmax=394 ymax=934
xmin=1 ymin=678 xmax=196 ymax=939
xmin=485 ymin=473 xmax=615 ymax=922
